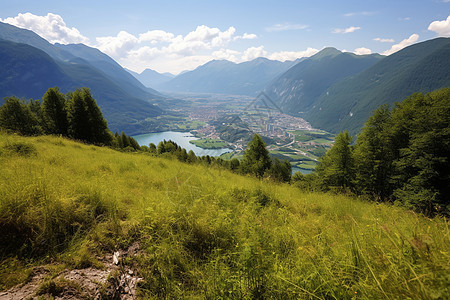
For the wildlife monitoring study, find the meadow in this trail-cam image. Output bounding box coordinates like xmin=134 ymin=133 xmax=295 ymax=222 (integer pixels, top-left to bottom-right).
xmin=0 ymin=132 xmax=448 ymax=299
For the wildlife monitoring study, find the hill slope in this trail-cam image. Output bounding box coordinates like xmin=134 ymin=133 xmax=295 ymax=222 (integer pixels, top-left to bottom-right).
xmin=306 ymin=38 xmax=450 ymax=134
xmin=0 ymin=132 xmax=448 ymax=299
xmin=0 ymin=22 xmax=163 ymax=133
xmin=0 ymin=40 xmax=73 ymax=98
xmin=159 ymin=57 xmax=299 ymax=95
xmin=264 ymin=48 xmax=383 ymax=114
xmin=55 ymin=43 xmax=162 ymax=98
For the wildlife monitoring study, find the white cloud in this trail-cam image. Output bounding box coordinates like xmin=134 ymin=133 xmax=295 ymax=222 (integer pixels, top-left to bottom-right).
xmin=332 ymin=26 xmax=361 ymax=34
xmin=96 ymin=31 xmax=139 ymax=57
xmin=266 ymin=23 xmax=308 ymax=32
xmin=212 ymin=49 xmax=241 ymax=62
xmin=241 ymin=46 xmax=268 ymax=61
xmin=234 ymin=33 xmax=257 ymax=40
xmin=382 ymin=34 xmax=419 ymax=55
xmin=0 ymin=12 xmax=89 ymax=44
xmin=139 ymin=30 xmax=174 ymax=44
xmin=428 ymin=15 xmax=450 ymax=37
xmin=268 ymin=47 xmax=319 ymax=61
xmin=373 ymin=37 xmax=395 ymax=43
xmin=399 ymin=17 xmax=411 ymax=21
xmin=353 ymin=47 xmax=372 ymax=55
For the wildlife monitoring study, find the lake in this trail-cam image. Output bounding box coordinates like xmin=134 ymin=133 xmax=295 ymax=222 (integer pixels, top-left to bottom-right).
xmin=132 ymin=131 xmax=232 ymax=157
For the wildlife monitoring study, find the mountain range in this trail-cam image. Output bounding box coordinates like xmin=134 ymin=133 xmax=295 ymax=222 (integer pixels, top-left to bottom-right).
xmin=0 ymin=21 xmax=163 ymax=133
xmin=157 ymin=57 xmax=301 ymax=95
xmin=264 ymin=48 xmax=384 ymax=116
xmin=304 ymin=37 xmax=450 ymax=134
xmin=1 ymin=20 xmax=449 ymax=136
xmin=127 ymin=68 xmax=174 ymax=89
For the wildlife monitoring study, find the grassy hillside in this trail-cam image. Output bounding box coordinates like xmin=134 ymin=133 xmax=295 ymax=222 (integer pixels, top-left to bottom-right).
xmin=0 ymin=132 xmax=448 ymax=299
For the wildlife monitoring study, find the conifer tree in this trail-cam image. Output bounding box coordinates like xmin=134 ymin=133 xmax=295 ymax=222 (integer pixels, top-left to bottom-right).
xmin=42 ymin=87 xmax=68 ymax=135
xmin=66 ymin=88 xmax=112 ymax=145
xmin=354 ymin=105 xmax=394 ymax=199
xmin=242 ymin=134 xmax=272 ymax=178
xmin=316 ymin=130 xmax=354 ymax=190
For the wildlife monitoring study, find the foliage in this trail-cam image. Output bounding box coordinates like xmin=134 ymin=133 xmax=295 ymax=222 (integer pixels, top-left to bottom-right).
xmin=314 ymin=88 xmax=450 ymax=216
xmin=66 ymin=87 xmax=112 ymax=145
xmin=353 ymin=105 xmax=394 ymax=200
xmin=266 ymin=157 xmax=292 ymax=182
xmin=390 ymin=88 xmax=450 ymax=215
xmin=0 ymin=97 xmax=42 ymax=135
xmin=41 ymin=87 xmax=68 ymax=135
xmin=241 ymin=134 xmax=272 ymax=178
xmin=315 ymin=130 xmax=354 ymax=190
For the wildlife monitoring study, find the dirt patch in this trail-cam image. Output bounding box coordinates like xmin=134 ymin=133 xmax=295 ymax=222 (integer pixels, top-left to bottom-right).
xmin=0 ymin=242 xmax=142 ymax=300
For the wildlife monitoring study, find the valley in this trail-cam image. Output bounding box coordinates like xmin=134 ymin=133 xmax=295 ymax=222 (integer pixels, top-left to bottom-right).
xmin=137 ymin=92 xmax=334 ymax=173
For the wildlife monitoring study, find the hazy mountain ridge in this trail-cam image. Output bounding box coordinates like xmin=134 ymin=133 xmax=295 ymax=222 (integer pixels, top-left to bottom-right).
xmin=127 ymin=68 xmax=174 ymax=89
xmin=264 ymin=48 xmax=383 ymax=115
xmin=158 ymin=57 xmax=301 ymax=95
xmin=305 ymin=37 xmax=450 ymax=134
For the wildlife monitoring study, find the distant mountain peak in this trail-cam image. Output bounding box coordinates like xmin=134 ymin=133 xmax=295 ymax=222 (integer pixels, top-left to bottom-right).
xmin=311 ymin=47 xmax=342 ymax=60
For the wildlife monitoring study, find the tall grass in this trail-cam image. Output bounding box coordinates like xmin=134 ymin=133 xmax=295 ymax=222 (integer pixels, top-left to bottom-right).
xmin=0 ymin=132 xmax=448 ymax=298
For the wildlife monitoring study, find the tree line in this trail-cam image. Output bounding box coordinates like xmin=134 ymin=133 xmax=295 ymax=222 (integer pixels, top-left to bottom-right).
xmin=0 ymin=87 xmax=141 ymax=150
xmin=304 ymin=87 xmax=449 ymax=216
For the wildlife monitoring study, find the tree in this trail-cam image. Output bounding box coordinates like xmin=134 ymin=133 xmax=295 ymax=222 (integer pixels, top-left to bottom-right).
xmin=241 ymin=134 xmax=272 ymax=178
xmin=316 ymin=130 xmax=354 ymax=190
xmin=66 ymin=88 xmax=112 ymax=145
xmin=391 ymin=88 xmax=450 ymax=215
xmin=353 ymin=105 xmax=394 ymax=199
xmin=229 ymin=158 xmax=240 ymax=171
xmin=41 ymin=87 xmax=68 ymax=135
xmin=266 ymin=158 xmax=292 ymax=182
xmin=187 ymin=150 xmax=197 ymax=163
xmin=0 ymin=97 xmax=41 ymax=135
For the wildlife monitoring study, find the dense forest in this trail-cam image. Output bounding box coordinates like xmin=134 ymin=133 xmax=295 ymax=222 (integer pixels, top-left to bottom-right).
xmin=309 ymin=87 xmax=450 ymax=216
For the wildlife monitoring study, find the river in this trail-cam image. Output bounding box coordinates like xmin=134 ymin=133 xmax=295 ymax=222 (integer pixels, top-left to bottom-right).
xmin=132 ymin=131 xmax=232 ymax=157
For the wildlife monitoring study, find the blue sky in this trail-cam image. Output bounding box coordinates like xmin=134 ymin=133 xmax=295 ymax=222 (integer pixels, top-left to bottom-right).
xmin=1 ymin=0 xmax=449 ymax=74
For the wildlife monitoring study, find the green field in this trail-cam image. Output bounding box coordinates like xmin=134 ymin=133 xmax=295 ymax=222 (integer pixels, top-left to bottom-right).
xmin=189 ymin=138 xmax=229 ymax=149
xmin=0 ymin=132 xmax=448 ymax=299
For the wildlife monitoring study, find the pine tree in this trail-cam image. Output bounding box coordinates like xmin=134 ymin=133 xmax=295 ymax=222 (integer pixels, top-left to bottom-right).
xmin=316 ymin=131 xmax=354 ymax=190
xmin=41 ymin=87 xmax=68 ymax=135
xmin=242 ymin=134 xmax=272 ymax=178
xmin=354 ymin=105 xmax=394 ymax=199
xmin=66 ymin=88 xmax=112 ymax=145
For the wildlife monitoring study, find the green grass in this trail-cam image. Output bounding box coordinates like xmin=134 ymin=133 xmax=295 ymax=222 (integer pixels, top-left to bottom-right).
xmin=189 ymin=138 xmax=229 ymax=149
xmin=0 ymin=132 xmax=449 ymax=299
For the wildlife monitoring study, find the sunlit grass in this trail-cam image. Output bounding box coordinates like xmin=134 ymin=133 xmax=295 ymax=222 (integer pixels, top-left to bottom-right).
xmin=0 ymin=132 xmax=448 ymax=298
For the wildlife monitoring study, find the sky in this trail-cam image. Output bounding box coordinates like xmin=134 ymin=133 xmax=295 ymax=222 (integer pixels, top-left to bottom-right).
xmin=1 ymin=0 xmax=449 ymax=74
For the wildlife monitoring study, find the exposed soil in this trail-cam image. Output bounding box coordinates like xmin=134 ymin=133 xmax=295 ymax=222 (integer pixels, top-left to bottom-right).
xmin=0 ymin=243 xmax=142 ymax=300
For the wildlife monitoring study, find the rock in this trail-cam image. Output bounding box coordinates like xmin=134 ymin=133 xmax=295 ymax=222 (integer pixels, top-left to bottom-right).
xmin=113 ymin=251 xmax=120 ymax=265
